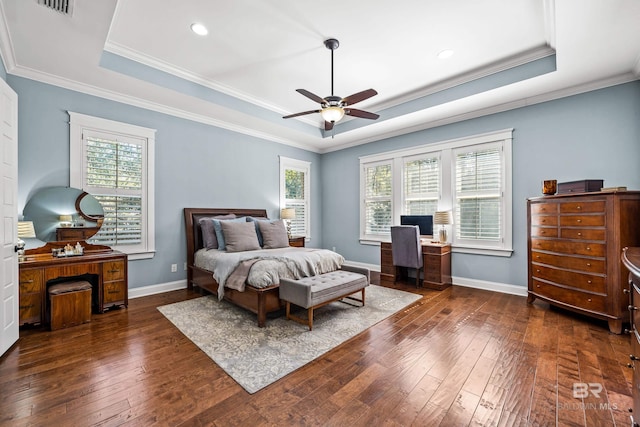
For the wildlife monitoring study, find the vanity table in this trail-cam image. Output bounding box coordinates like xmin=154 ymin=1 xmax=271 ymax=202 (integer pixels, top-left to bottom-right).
xmin=19 ymin=241 xmax=128 ymax=326
xmin=56 ymin=226 xmax=101 ymax=241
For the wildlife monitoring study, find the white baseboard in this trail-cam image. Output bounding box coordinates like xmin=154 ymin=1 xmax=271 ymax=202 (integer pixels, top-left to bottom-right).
xmin=451 ymin=276 xmax=527 ymax=297
xmin=127 ymin=265 xmax=527 ymax=300
xmin=129 ymin=279 xmax=188 ymax=299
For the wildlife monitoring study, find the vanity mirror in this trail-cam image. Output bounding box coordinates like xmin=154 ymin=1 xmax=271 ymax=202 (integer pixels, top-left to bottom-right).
xmin=22 ymin=187 xmax=104 ymax=246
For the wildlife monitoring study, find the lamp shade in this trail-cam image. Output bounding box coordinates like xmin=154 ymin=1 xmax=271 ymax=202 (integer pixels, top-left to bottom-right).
xmin=434 ymin=211 xmax=453 ymax=225
xmin=320 ymin=106 xmax=345 ymax=123
xmin=280 ymin=208 xmax=296 ymax=220
xmin=17 ymin=221 xmax=36 ymax=238
xmin=59 ymin=215 xmax=73 ymax=222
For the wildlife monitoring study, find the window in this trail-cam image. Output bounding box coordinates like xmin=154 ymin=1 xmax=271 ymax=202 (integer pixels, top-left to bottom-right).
xmin=360 ymin=129 xmax=512 ymax=256
xmin=69 ymin=112 xmax=155 ymax=260
xmin=363 ymin=161 xmax=392 ymax=236
xmin=280 ymin=157 xmax=311 ymax=239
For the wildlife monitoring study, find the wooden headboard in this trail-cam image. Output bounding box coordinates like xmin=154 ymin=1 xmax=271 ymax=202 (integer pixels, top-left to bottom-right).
xmin=183 ymin=208 xmax=268 ymax=268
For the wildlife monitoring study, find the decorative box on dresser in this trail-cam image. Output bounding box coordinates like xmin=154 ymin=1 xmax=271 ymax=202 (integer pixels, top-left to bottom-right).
xmin=622 ymin=247 xmax=640 ymax=425
xmin=19 ymin=241 xmax=128 ymax=327
xmin=527 ymin=191 xmax=640 ymax=334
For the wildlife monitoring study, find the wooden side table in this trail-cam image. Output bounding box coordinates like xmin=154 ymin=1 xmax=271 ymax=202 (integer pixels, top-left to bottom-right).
xmin=288 ymin=236 xmax=305 ymax=247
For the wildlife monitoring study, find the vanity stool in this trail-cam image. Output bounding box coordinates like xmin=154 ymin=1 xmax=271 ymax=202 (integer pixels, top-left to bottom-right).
xmin=48 ymin=281 xmax=92 ymax=331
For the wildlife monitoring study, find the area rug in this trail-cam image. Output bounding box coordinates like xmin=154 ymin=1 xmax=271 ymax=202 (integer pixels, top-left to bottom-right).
xmin=157 ymin=285 xmax=421 ymax=394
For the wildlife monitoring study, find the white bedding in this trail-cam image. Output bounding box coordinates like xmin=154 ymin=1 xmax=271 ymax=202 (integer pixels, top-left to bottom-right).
xmin=194 ymin=247 xmax=345 ymax=299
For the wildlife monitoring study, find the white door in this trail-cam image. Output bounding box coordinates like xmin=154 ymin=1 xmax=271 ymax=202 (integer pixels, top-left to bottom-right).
xmin=0 ymin=77 xmax=18 ymax=357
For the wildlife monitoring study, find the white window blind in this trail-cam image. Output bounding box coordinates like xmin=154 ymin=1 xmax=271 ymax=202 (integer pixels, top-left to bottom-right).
xmin=69 ymin=112 xmax=155 ymax=259
xmin=363 ymin=161 xmax=392 ymax=236
xmin=280 ymin=157 xmax=311 ymax=238
xmin=454 ymin=145 xmax=502 ymax=242
xmin=403 ymin=155 xmax=439 ymax=215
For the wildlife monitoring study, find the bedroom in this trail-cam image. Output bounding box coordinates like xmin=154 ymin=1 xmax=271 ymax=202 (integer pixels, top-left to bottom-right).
xmin=2 ymin=0 xmax=640 ymax=425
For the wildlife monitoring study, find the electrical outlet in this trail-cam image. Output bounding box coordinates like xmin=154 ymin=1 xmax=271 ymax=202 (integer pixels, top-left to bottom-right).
xmin=184 ymin=262 xmax=187 ymax=271
xmin=171 ymin=263 xmax=177 ymax=272
xmin=332 ymin=246 xmax=336 ymax=252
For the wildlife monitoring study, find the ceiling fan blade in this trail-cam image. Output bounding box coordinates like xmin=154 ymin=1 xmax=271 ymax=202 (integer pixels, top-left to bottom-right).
xmin=283 ymin=109 xmax=321 ymax=119
xmin=324 ymin=120 xmax=334 ymax=131
xmin=345 ymin=108 xmax=379 ymax=120
xmin=341 ymin=89 xmax=378 ymax=106
xmin=296 ymin=89 xmax=326 ymax=105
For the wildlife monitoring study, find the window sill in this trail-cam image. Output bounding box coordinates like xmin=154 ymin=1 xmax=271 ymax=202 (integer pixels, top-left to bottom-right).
xmin=115 ymin=249 xmax=155 ymax=260
xmin=360 ymin=238 xmax=513 ymax=257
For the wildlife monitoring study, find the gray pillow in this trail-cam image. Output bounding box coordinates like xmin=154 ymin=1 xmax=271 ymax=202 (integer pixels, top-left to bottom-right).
xmin=258 ymin=220 xmax=289 ymax=249
xmin=199 ymin=214 xmax=236 ymax=249
xmin=221 ymin=220 xmax=261 ymax=253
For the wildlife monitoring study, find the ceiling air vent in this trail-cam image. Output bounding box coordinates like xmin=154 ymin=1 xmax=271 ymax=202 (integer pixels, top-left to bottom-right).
xmin=37 ymin=0 xmax=74 ymax=16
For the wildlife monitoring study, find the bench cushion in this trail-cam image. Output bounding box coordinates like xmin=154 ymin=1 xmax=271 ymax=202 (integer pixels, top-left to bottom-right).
xmin=48 ymin=280 xmax=92 ymax=295
xmin=279 ymin=270 xmax=368 ymax=309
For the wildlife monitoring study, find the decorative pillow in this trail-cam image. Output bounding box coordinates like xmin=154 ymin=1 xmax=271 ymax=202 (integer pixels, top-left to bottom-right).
xmin=258 ymin=219 xmax=289 ymax=249
xmin=221 ymin=220 xmax=261 ymax=253
xmin=246 ymin=216 xmax=270 ymax=246
xmin=199 ymin=214 xmax=236 ymax=249
xmin=212 ymin=216 xmax=247 ymax=251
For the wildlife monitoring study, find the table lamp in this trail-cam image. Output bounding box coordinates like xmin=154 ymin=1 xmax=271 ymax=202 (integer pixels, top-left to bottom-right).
xmin=280 ymin=208 xmax=296 ymax=237
xmin=17 ymin=221 xmax=36 ymax=260
xmin=434 ymin=211 xmax=453 ymax=243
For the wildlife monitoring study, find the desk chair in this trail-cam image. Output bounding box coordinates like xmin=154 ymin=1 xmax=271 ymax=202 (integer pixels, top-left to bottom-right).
xmin=391 ymin=225 xmax=423 ymax=288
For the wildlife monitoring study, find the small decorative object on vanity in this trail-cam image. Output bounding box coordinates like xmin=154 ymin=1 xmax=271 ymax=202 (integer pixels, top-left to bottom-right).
xmin=434 ymin=210 xmax=453 ymax=243
xmin=542 ymin=179 xmax=557 ymax=195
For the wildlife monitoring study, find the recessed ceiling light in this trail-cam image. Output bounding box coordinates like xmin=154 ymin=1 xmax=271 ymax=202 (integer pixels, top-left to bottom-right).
xmin=190 ymin=23 xmax=208 ymax=36
xmin=437 ymin=49 xmax=454 ymax=59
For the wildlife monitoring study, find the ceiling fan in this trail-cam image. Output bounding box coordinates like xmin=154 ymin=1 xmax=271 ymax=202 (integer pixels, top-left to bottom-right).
xmin=283 ymin=38 xmax=379 ymax=133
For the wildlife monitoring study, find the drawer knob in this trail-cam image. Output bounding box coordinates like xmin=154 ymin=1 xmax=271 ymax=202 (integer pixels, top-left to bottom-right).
xmin=536 ymin=269 xmax=540 ymax=273
xmin=628 ymin=363 xmax=635 ymax=369
xmin=586 ymin=247 xmax=591 ymax=251
xmin=586 ymin=263 xmax=591 ymax=267
xmin=631 ymin=355 xmax=640 ymax=361
xmin=108 ymin=269 xmax=120 ymax=274
xmin=536 ymin=284 xmax=540 ymax=288
xmin=587 ymin=298 xmax=592 ymax=302
xmin=630 ymin=305 xmax=639 ymax=311
xmin=625 ymin=288 xmax=631 ymax=294
xmin=587 ymin=280 xmax=592 ymax=284
xmin=20 ymin=280 xmax=34 ymax=284
xmin=577 ymin=219 xmax=582 ymax=223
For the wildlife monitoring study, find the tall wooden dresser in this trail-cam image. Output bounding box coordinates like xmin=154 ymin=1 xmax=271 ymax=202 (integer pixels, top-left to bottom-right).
xmin=622 ymin=247 xmax=640 ymax=425
xmin=527 ymin=191 xmax=640 ymax=333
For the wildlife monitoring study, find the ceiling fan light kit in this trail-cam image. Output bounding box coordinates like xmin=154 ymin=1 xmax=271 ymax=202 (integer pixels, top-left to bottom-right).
xmin=283 ymin=38 xmax=379 ymax=136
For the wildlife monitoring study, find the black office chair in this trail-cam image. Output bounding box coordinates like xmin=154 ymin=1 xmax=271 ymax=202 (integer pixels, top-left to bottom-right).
xmin=390 ymin=225 xmax=423 ymax=288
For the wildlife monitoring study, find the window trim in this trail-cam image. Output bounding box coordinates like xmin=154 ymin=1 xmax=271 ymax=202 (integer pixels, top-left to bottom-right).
xmin=359 ymin=128 xmax=513 ymax=257
xmin=69 ymin=112 xmax=156 ymax=260
xmin=279 ymin=156 xmax=311 ymax=240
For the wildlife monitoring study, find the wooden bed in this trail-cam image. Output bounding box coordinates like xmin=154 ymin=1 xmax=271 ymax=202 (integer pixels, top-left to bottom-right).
xmin=184 ymin=208 xmax=284 ymax=327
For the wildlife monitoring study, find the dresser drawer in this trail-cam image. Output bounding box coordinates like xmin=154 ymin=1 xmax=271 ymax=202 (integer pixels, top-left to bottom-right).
xmin=632 ymin=281 xmax=640 ymax=332
xmin=559 ymin=214 xmax=605 ymax=227
xmin=530 ymin=226 xmax=558 ymax=238
xmin=19 ymin=292 xmax=42 ymax=324
xmin=531 ymin=215 xmax=558 ymax=226
xmin=531 ymin=251 xmax=605 ymax=274
xmin=531 ymin=264 xmax=605 ymax=294
xmin=531 ymin=238 xmax=606 ymax=257
xmin=530 ymin=203 xmax=558 ymax=215
xmin=103 ymin=281 xmax=126 ymax=304
xmin=531 ymin=279 xmax=606 ymax=313
xmin=559 ymin=228 xmax=606 ymax=241
xmin=103 ymin=261 xmax=125 ymax=281
xmin=559 ymin=200 xmax=606 ymax=214
xmin=19 ymin=269 xmax=44 ymax=293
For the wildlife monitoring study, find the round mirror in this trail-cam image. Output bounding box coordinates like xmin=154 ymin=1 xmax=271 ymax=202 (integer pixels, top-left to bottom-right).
xmin=23 ymin=187 xmax=104 ymax=243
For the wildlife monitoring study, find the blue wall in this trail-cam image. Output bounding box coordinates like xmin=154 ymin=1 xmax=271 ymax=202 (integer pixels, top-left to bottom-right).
xmin=8 ymin=70 xmax=640 ymax=291
xmin=0 ymin=55 xmax=6 ymax=81
xmin=320 ymin=82 xmax=640 ymax=288
xmin=8 ymin=76 xmax=322 ymax=289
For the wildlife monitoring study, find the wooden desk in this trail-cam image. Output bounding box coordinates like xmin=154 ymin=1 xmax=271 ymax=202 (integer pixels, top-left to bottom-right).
xmin=380 ymin=241 xmax=452 ymax=290
xmin=19 ymin=242 xmax=128 ymax=326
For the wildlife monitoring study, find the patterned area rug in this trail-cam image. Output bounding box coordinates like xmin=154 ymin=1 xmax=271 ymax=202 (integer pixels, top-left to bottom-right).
xmin=157 ymin=285 xmax=421 ymax=394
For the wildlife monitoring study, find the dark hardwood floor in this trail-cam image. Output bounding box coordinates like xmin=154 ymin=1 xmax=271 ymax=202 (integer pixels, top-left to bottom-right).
xmin=0 ymin=274 xmax=634 ymax=426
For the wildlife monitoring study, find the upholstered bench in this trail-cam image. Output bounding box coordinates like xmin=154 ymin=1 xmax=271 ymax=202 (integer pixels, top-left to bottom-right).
xmin=279 ymin=265 xmax=370 ymax=330
xmin=48 ymin=280 xmax=92 ymax=331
